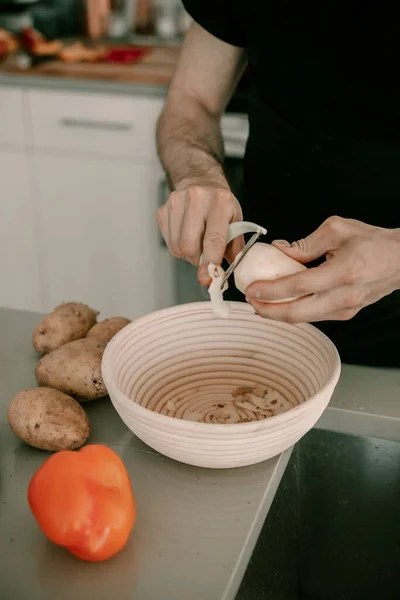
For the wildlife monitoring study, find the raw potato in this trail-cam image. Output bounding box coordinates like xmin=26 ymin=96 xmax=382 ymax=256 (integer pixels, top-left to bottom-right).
xmin=32 ymin=302 xmax=99 ymax=354
xmin=7 ymin=388 xmax=90 ymax=451
xmin=86 ymin=317 xmax=131 ymax=344
xmin=234 ymin=242 xmax=307 ymax=303
xmin=35 ymin=338 xmax=107 ymax=402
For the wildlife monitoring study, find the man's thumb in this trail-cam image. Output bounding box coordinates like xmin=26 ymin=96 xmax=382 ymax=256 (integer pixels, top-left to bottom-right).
xmin=198 ymin=260 xmax=212 ymax=286
xmin=272 ymin=222 xmax=337 ymax=264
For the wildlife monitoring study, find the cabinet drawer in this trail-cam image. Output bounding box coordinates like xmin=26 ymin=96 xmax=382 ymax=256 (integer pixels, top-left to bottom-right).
xmin=28 ymin=89 xmax=163 ymax=159
xmin=0 ymin=87 xmax=26 ymax=147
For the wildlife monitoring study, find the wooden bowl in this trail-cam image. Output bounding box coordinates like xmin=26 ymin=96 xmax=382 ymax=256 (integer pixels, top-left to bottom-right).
xmin=102 ymin=302 xmax=341 ymax=469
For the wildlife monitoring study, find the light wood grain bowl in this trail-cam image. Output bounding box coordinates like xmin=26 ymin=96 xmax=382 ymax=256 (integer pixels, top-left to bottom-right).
xmin=102 ymin=302 xmax=341 ymax=469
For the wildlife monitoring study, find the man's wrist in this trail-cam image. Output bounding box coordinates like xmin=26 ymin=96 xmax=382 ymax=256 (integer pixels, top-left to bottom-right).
xmin=387 ymin=227 xmax=400 ymax=290
xmin=174 ymin=176 xmax=230 ymax=192
xmin=172 ymin=162 xmax=230 ymax=192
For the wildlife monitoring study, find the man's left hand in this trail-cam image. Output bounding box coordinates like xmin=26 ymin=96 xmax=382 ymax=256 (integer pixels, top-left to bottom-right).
xmin=246 ymin=216 xmax=400 ymax=323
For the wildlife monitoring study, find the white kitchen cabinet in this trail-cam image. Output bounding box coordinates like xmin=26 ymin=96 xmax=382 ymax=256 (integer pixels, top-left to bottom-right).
xmin=0 ymin=85 xmax=175 ymax=317
xmin=33 ymin=153 xmax=176 ymax=319
xmin=0 ymin=87 xmax=26 ymax=148
xmin=0 ymin=150 xmax=43 ymax=312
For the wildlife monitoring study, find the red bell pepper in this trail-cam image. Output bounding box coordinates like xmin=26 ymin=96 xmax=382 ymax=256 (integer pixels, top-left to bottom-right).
xmin=28 ymin=444 xmax=136 ymax=562
xmin=0 ymin=40 xmax=7 ymax=59
xmin=101 ymin=47 xmax=148 ymax=64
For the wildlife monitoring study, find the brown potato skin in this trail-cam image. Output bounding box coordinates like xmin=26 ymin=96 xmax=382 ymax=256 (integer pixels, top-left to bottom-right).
xmin=7 ymin=388 xmax=90 ymax=451
xmin=86 ymin=317 xmax=131 ymax=344
xmin=32 ymin=302 xmax=99 ymax=354
xmin=35 ymin=338 xmax=107 ymax=401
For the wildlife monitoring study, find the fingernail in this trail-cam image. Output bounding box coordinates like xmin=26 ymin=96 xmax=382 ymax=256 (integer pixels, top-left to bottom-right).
xmin=197 ymin=265 xmax=211 ymax=286
xmin=272 ymin=239 xmax=290 ymax=247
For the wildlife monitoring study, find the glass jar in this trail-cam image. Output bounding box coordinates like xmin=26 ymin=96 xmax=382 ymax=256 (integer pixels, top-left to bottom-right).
xmin=153 ymin=0 xmax=180 ymax=40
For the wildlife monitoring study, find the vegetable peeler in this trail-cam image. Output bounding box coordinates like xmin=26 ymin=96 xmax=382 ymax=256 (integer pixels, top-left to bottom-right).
xmin=220 ymin=221 xmax=267 ymax=289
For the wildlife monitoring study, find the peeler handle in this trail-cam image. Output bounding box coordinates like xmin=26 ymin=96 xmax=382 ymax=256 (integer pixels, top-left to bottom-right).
xmin=226 ymin=221 xmax=267 ymax=243
xmin=200 ymin=221 xmax=267 ymax=266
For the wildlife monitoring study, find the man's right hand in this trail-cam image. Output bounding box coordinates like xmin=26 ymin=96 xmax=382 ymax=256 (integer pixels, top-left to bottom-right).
xmin=157 ymin=185 xmax=244 ymax=286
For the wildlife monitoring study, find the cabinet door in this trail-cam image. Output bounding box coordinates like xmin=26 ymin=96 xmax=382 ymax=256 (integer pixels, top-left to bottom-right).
xmin=0 ymin=88 xmax=26 ymax=148
xmin=0 ymin=151 xmax=43 ymax=311
xmin=33 ymin=155 xmax=176 ymax=319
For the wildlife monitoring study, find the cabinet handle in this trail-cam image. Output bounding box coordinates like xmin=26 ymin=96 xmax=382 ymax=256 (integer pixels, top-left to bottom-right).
xmin=60 ymin=117 xmax=133 ymax=132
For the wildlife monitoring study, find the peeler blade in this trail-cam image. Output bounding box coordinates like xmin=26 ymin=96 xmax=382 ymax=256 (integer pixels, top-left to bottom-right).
xmin=221 ymin=230 xmax=264 ymax=289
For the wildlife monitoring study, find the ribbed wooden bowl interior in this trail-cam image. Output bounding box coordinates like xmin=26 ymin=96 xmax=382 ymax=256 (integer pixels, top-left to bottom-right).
xmin=102 ymin=302 xmax=341 ymax=469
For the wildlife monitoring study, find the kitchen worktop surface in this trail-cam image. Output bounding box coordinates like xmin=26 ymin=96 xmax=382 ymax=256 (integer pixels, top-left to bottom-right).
xmin=0 ymin=69 xmax=167 ymax=97
xmin=1 ymin=307 xmax=400 ymax=600
xmin=0 ymin=41 xmax=250 ymax=112
xmin=0 ymin=42 xmax=180 ymax=97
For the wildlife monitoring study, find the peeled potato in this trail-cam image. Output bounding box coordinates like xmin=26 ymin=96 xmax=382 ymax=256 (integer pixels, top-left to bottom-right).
xmin=32 ymin=302 xmax=99 ymax=354
xmin=86 ymin=317 xmax=131 ymax=344
xmin=234 ymin=242 xmax=306 ymax=303
xmin=35 ymin=338 xmax=107 ymax=402
xmin=7 ymin=388 xmax=90 ymax=451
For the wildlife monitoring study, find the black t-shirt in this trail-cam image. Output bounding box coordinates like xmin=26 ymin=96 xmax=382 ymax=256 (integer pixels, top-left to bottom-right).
xmin=182 ymin=0 xmax=400 ymax=367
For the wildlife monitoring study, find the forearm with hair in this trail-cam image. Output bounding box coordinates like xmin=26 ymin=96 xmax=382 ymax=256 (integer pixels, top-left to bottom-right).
xmin=156 ymin=93 xmax=230 ymax=192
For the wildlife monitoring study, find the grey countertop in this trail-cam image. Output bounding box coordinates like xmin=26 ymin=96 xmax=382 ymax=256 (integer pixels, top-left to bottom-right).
xmin=0 ymin=70 xmax=168 ymax=97
xmin=0 ymin=308 xmax=290 ymax=600
xmin=1 ymin=307 xmax=400 ymax=600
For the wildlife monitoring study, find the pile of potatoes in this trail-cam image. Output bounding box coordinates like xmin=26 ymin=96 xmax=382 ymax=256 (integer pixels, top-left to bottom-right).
xmin=8 ymin=302 xmax=131 ymax=452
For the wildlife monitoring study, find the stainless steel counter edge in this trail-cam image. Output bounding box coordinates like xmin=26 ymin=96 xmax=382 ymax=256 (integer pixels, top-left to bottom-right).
xmin=0 ymin=72 xmax=168 ymax=97
xmin=222 ymin=448 xmax=292 ymax=600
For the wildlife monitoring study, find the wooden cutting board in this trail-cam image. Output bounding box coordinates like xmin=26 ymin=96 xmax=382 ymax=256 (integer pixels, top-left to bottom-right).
xmin=1 ymin=45 xmax=181 ymax=85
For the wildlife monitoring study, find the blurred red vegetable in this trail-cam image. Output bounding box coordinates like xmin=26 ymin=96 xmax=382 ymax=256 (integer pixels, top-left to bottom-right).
xmin=101 ymin=47 xmax=148 ymax=63
xmin=28 ymin=444 xmax=136 ymax=562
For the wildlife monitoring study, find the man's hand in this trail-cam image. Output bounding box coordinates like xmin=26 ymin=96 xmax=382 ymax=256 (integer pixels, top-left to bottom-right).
xmin=157 ymin=185 xmax=243 ymax=285
xmin=246 ymin=216 xmax=400 ymax=323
